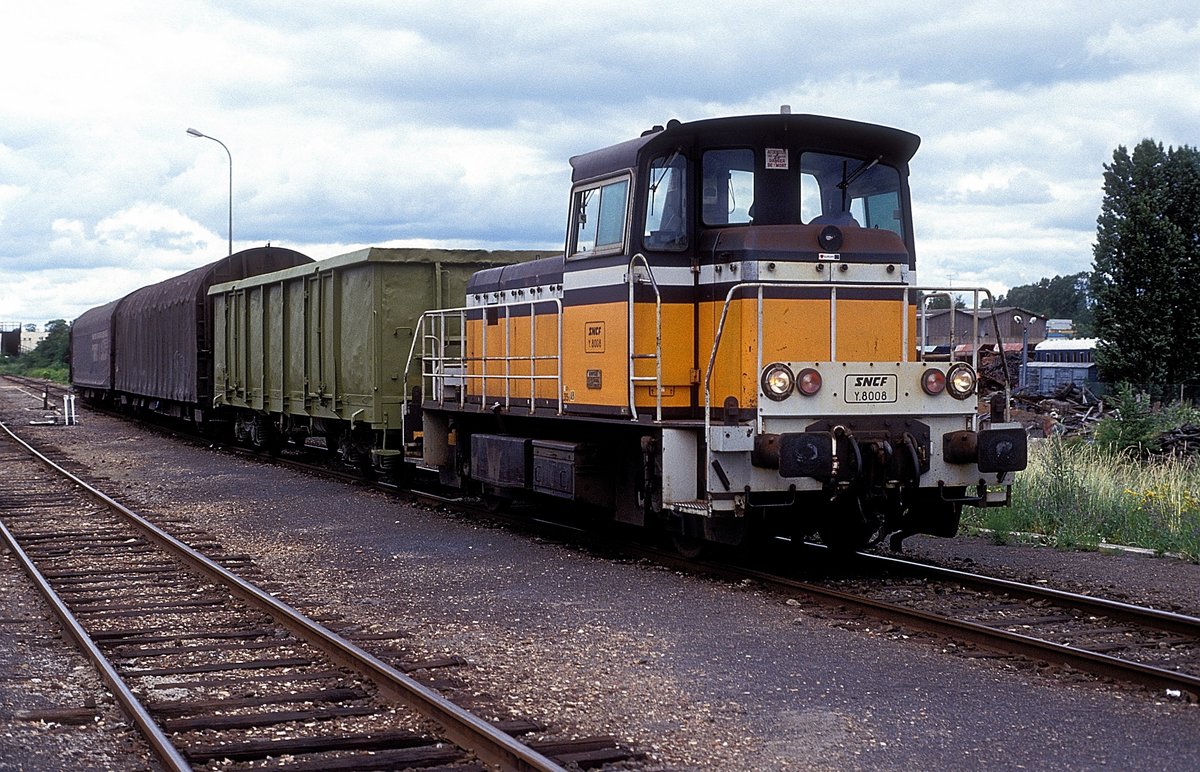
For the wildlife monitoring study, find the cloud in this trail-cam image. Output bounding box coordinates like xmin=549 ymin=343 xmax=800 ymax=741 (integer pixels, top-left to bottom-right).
xmin=1 ymin=1 xmax=1200 ymax=322
xmin=1087 ymin=18 xmax=1200 ymax=66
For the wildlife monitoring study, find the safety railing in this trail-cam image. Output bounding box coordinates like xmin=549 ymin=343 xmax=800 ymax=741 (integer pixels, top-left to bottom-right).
xmin=702 ymin=282 xmax=1005 ymax=441
xmin=403 ymin=297 xmax=564 ymax=418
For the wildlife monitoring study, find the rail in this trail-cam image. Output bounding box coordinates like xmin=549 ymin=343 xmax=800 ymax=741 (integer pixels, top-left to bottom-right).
xmin=0 ymin=419 xmax=566 ymax=771
xmin=631 ymin=539 xmax=1200 ymax=700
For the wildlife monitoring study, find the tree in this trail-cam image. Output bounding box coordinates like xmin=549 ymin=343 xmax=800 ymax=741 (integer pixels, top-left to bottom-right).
xmin=1090 ymin=140 xmax=1200 ymax=384
xmin=995 ymin=272 xmax=1094 ymax=335
xmin=23 ymin=320 xmax=69 ymax=370
xmin=923 ymin=293 xmax=966 ymax=310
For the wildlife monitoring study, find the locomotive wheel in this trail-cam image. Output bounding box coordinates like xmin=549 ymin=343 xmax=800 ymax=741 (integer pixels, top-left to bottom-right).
xmin=481 ymin=489 xmax=512 ymax=512
xmin=670 ymin=533 xmax=707 ymax=559
xmin=246 ymin=415 xmax=282 ymax=456
xmin=817 ymin=496 xmax=883 ymax=553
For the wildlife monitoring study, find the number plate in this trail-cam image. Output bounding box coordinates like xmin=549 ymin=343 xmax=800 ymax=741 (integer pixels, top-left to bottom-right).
xmin=844 ymin=374 xmax=898 ymax=403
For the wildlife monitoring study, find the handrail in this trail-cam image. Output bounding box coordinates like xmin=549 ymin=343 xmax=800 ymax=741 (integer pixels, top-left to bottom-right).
xmin=403 ymin=298 xmax=564 ymax=427
xmin=626 ymin=253 xmax=663 ymax=422
xmin=703 ymin=281 xmax=1002 ymax=458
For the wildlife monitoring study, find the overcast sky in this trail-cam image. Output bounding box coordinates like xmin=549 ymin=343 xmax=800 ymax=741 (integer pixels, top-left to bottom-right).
xmin=3 ymin=1 xmax=1199 ymax=326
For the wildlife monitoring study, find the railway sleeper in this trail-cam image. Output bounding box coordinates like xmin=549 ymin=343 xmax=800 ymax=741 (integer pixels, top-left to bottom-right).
xmin=181 ymin=729 xmax=448 ymax=764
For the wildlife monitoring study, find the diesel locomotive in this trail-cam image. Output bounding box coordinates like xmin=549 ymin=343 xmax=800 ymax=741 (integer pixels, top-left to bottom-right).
xmin=75 ymin=111 xmax=1028 ymax=552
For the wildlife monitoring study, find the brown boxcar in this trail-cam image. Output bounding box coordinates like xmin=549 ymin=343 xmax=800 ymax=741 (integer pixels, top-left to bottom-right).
xmin=69 ymin=299 xmax=121 ymax=395
xmin=73 ymin=246 xmax=313 ymax=421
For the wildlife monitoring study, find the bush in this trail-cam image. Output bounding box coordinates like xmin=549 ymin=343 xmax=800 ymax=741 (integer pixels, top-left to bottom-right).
xmin=964 ymin=436 xmax=1200 ymax=562
xmin=1093 ymin=382 xmax=1163 ymax=452
xmin=0 ymin=319 xmax=69 ymax=383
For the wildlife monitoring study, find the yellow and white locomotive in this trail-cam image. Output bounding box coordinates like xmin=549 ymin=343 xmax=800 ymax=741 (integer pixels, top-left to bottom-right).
xmin=412 ymin=110 xmax=1027 ymax=551
xmin=75 ymin=111 xmax=1026 ymax=553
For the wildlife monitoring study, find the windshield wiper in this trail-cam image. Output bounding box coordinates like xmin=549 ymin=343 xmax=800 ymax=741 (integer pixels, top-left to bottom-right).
xmin=838 ymin=154 xmax=882 ymax=190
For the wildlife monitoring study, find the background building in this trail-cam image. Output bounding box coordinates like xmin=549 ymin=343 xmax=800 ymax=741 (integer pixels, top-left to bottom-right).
xmin=918 ymin=306 xmax=1046 ymax=349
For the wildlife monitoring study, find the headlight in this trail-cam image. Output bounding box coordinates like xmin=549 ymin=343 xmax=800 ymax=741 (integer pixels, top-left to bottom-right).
xmin=921 ymin=367 xmax=946 ymax=396
xmin=761 ymin=363 xmax=795 ymax=400
xmin=797 ymin=367 xmax=822 ymax=396
xmin=946 ymin=362 xmax=977 ymax=400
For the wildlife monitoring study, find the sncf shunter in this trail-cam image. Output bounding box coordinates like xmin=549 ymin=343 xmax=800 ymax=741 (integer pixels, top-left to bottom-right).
xmin=409 ymin=110 xmax=1028 ymax=552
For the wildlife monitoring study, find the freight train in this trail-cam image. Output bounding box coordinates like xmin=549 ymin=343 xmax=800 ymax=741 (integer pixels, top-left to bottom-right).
xmin=72 ymin=111 xmax=1028 ymax=552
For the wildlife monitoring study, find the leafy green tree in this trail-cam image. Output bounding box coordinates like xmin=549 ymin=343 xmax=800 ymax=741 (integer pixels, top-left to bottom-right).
xmin=1090 ymin=140 xmax=1200 ymax=384
xmin=923 ymin=293 xmax=966 ymax=310
xmin=30 ymin=319 xmax=70 ymax=367
xmin=995 ymin=272 xmax=1094 ymax=335
xmin=0 ymin=319 xmax=69 ymax=380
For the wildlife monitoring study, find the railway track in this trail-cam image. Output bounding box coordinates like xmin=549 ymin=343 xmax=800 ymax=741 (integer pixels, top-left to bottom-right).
xmin=9 ymin=376 xmax=1197 ymax=713
xmin=631 ymin=541 xmax=1200 ymax=700
xmin=837 ymin=550 xmax=1200 ymax=694
xmin=152 ymin=423 xmax=1200 ymax=698
xmin=0 ymin=415 xmax=637 ymax=770
xmin=2 ymin=373 xmax=70 ymax=414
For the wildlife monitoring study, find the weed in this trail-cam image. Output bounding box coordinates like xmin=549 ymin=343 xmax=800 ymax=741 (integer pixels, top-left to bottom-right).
xmin=964 ymin=436 xmax=1200 ymax=562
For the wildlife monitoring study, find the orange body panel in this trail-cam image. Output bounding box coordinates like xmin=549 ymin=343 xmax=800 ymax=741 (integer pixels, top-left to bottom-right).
xmin=462 ymin=292 xmax=919 ymax=414
xmin=700 ymin=297 xmax=917 ymax=410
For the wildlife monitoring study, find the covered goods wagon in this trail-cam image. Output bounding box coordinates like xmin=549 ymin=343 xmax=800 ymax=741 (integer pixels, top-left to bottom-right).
xmin=70 ymin=299 xmax=121 ymax=394
xmin=70 ymin=246 xmax=313 ymax=418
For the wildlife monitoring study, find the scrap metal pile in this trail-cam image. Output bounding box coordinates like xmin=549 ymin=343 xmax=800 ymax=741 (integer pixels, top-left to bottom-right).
xmin=971 ymin=347 xmax=1200 ymax=455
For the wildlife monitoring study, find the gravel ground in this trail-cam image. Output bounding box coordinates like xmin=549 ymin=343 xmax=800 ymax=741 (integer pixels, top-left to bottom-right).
xmin=0 ymin=547 xmax=156 ymax=771
xmin=2 ymin=383 xmax=1198 ymax=770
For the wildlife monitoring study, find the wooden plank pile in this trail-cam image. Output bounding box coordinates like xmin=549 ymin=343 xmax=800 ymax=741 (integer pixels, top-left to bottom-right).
xmin=997 ymin=382 xmax=1109 ymax=438
xmin=1154 ymin=424 xmax=1200 ymax=457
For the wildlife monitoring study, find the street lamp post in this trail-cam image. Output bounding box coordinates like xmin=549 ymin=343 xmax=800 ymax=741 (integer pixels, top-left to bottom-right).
xmin=186 ymin=128 xmax=233 ymax=256
xmin=1014 ymin=314 xmax=1038 ymax=390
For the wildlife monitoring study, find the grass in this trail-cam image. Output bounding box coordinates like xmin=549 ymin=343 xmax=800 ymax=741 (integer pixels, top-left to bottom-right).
xmin=963 ymin=436 xmax=1200 ymax=563
xmin=0 ymin=361 xmax=68 ymax=382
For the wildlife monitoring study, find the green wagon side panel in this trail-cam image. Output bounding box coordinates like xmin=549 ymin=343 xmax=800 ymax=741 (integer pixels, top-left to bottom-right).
xmin=211 ymin=247 xmax=547 ymax=429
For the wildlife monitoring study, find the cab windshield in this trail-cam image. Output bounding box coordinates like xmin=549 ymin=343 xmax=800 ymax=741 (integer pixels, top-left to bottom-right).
xmin=699 ymin=148 xmax=906 ymax=238
xmin=800 ymin=151 xmax=904 ymax=236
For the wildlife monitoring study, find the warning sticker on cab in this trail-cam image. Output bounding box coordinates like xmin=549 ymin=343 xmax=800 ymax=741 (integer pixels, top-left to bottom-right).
xmin=844 ymin=374 xmax=898 ymax=403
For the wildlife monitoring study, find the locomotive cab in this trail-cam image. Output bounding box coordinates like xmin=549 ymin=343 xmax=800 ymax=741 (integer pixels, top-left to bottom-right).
xmin=414 ymin=111 xmax=1027 ymax=551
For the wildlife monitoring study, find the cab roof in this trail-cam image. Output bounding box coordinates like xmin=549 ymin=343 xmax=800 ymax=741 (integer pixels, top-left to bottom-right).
xmin=569 ymin=113 xmax=921 ymax=184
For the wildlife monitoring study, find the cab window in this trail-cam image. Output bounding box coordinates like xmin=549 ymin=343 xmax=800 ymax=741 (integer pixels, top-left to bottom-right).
xmin=799 ymin=151 xmax=904 ymax=236
xmin=644 ymin=153 xmax=688 ymax=250
xmin=570 ymin=177 xmax=630 ymax=257
xmin=702 ymin=149 xmax=754 ymax=226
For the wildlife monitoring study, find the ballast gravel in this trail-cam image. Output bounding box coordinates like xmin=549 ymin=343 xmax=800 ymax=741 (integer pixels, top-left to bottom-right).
xmin=1 ymin=385 xmax=1198 ymax=770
